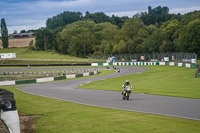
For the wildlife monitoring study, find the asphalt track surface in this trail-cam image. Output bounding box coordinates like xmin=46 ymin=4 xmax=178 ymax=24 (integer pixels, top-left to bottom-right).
xmin=3 ymin=66 xmax=199 ymax=121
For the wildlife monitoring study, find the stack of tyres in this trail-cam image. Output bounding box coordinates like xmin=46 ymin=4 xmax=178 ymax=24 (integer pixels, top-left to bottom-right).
xmin=0 ymin=89 xmax=16 ymax=111
xmin=0 ymin=89 xmax=20 ymax=133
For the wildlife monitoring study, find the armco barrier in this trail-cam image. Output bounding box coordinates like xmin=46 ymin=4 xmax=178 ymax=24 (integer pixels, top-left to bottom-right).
xmin=76 ymin=73 xmax=83 ymax=78
xmin=186 ymin=63 xmax=190 ymax=68
xmin=94 ymin=71 xmax=98 ymax=75
xmin=89 ymin=72 xmax=94 ymax=75
xmin=15 ymin=79 xmax=36 ymax=85
xmin=169 ymin=62 xmax=174 ymax=66
xmin=83 ymin=72 xmax=90 ymax=77
xmin=66 ymin=74 xmax=76 ymax=79
xmin=92 ymin=62 xmax=197 ymax=69
xmin=0 ymin=70 xmax=98 ymax=86
xmin=54 ymin=76 xmax=66 ymax=81
xmin=36 ymin=77 xmax=54 ymax=83
xmin=0 ymin=81 xmax=15 ymax=86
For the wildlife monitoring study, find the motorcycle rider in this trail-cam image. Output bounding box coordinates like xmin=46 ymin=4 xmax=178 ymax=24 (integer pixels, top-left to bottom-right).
xmin=122 ymin=80 xmax=132 ymax=94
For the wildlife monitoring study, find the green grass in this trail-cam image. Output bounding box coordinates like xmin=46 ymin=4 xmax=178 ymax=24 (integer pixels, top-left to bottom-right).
xmin=0 ymin=47 xmax=82 ymax=59
xmin=79 ymin=66 xmax=200 ymax=98
xmin=198 ymin=60 xmax=200 ymax=64
xmin=2 ymin=60 xmax=87 ymax=65
xmin=0 ymin=47 xmax=89 ymax=64
xmin=3 ymin=86 xmax=200 ymax=133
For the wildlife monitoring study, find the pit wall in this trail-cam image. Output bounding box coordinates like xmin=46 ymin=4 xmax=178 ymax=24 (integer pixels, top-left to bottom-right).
xmin=0 ymin=70 xmax=98 ymax=86
xmin=91 ymin=62 xmax=198 ymax=69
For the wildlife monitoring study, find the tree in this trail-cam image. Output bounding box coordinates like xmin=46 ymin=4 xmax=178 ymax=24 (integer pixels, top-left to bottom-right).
xmin=146 ymin=28 xmax=163 ymax=52
xmin=178 ymin=19 xmax=200 ymax=57
xmin=34 ymin=28 xmax=54 ymax=50
xmin=46 ymin=11 xmax=83 ymax=29
xmin=141 ymin=6 xmax=171 ymax=26
xmin=20 ymin=30 xmax=26 ymax=33
xmin=1 ymin=18 xmax=9 ymax=48
xmin=121 ymin=18 xmax=143 ymax=41
xmin=134 ymin=29 xmax=149 ymax=53
xmin=56 ymin=21 xmax=96 ymax=57
xmin=159 ymin=19 xmax=180 ymax=52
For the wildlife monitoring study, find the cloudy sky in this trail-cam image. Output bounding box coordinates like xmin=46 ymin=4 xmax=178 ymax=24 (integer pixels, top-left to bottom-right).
xmin=0 ymin=0 xmax=200 ymax=34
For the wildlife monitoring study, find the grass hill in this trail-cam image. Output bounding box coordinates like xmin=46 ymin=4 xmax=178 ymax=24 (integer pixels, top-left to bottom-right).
xmin=0 ymin=47 xmax=89 ymax=65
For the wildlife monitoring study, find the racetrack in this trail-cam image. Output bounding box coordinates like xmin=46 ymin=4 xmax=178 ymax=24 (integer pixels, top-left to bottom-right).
xmin=11 ymin=67 xmax=200 ymax=121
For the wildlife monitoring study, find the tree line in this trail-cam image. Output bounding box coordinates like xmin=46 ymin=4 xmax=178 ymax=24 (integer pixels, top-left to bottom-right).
xmin=1 ymin=6 xmax=200 ymax=58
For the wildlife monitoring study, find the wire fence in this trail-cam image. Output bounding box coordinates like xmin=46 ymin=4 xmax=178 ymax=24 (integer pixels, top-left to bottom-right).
xmin=89 ymin=53 xmax=197 ymax=63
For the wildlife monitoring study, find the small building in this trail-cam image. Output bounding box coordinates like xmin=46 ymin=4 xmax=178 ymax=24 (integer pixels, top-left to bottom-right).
xmin=0 ymin=53 xmax=16 ymax=60
xmin=9 ymin=32 xmax=34 ymax=39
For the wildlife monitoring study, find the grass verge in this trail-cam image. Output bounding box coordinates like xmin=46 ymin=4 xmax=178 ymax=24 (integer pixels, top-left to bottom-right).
xmin=0 ymin=47 xmax=88 ymax=64
xmin=2 ymin=86 xmax=200 ymax=133
xmin=79 ymin=66 xmax=200 ymax=98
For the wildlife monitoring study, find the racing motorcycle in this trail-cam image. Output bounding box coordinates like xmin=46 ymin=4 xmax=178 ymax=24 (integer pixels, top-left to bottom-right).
xmin=122 ymin=86 xmax=132 ymax=100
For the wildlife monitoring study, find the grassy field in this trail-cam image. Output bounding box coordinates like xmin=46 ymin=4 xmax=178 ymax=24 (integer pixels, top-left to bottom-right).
xmin=0 ymin=38 xmax=35 ymax=48
xmin=79 ymin=66 xmax=200 ymax=98
xmin=0 ymin=47 xmax=85 ymax=59
xmin=0 ymin=47 xmax=89 ymax=64
xmin=3 ymin=86 xmax=200 ymax=133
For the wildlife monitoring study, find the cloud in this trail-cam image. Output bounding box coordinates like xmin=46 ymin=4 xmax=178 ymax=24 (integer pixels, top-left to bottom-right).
xmin=170 ymin=6 xmax=200 ymax=14
xmin=1 ymin=0 xmax=200 ymax=34
xmin=8 ymin=20 xmax=46 ymax=34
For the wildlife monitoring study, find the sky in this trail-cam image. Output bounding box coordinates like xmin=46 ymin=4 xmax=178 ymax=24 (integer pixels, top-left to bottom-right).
xmin=0 ymin=0 xmax=200 ymax=34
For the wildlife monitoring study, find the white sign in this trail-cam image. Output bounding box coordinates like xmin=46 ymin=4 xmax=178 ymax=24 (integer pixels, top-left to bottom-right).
xmin=0 ymin=53 xmax=16 ymax=59
xmin=191 ymin=59 xmax=196 ymax=63
xmin=164 ymin=57 xmax=169 ymax=61
xmin=141 ymin=56 xmax=144 ymax=60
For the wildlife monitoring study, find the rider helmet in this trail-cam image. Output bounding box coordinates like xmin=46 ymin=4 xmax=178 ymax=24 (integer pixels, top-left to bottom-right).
xmin=125 ymin=80 xmax=129 ymax=84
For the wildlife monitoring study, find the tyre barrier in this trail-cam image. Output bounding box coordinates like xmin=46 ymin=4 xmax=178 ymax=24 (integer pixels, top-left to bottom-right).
xmin=0 ymin=89 xmax=20 ymax=133
xmin=0 ymin=70 xmax=98 ymax=86
xmin=91 ymin=61 xmax=198 ymax=68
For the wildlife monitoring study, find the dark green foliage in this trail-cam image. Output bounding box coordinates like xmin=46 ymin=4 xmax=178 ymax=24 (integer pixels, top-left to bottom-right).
xmin=178 ymin=19 xmax=200 ymax=57
xmin=34 ymin=6 xmax=200 ymax=58
xmin=141 ymin=6 xmax=171 ymax=26
xmin=180 ymin=11 xmax=200 ymax=25
xmin=20 ymin=30 xmax=26 ymax=33
xmin=34 ymin=28 xmax=55 ymax=50
xmin=46 ymin=11 xmax=83 ymax=29
xmin=56 ymin=21 xmax=98 ymax=57
xmin=84 ymin=11 xmax=110 ymax=23
xmin=1 ymin=18 xmax=9 ymax=48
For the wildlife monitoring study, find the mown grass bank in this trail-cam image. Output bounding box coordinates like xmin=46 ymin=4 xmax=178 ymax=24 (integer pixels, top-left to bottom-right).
xmin=3 ymin=86 xmax=200 ymax=133
xmin=79 ymin=66 xmax=200 ymax=98
xmin=0 ymin=47 xmax=89 ymax=64
xmin=0 ymin=48 xmax=83 ymax=60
